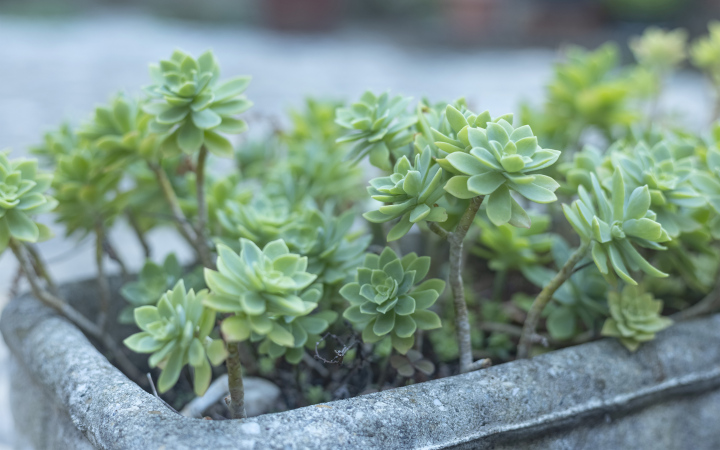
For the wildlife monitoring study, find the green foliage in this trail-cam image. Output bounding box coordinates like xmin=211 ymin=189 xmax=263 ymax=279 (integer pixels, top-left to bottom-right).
xmin=389 ymin=349 xmax=435 ymax=377
xmin=204 ymin=238 xmax=322 ymax=362
xmin=471 ymin=213 xmax=554 ymax=275
xmin=563 ymin=170 xmax=670 ymax=285
xmin=335 ymin=91 xmax=417 ymax=171
xmin=123 ymin=280 xmax=227 ymax=395
xmin=630 ymin=27 xmax=687 ymax=75
xmin=522 ymin=44 xmax=638 ymax=149
xmin=78 ymin=93 xmax=157 ymax=165
xmin=52 ymin=149 xmax=128 ymax=236
xmin=0 ymin=152 xmax=56 ymax=251
xmin=143 ymin=49 xmax=252 ymax=157
xmin=611 ymin=140 xmax=705 ymax=237
xmin=438 ymin=108 xmax=561 ymax=226
xmin=363 ymin=147 xmax=448 ymax=241
xmin=691 ymin=22 xmax=720 ymax=87
xmin=119 ymin=254 xmax=204 ymax=324
xmin=601 ymin=285 xmax=672 ymax=351
xmin=340 ymin=247 xmax=444 ymax=354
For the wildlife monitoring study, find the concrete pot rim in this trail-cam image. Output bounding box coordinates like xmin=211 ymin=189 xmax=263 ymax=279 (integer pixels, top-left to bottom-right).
xmin=2 ymin=278 xmax=720 ymax=450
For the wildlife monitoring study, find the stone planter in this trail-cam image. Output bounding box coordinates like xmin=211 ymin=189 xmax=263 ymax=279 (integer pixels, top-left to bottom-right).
xmin=2 ymin=277 xmax=720 ymax=449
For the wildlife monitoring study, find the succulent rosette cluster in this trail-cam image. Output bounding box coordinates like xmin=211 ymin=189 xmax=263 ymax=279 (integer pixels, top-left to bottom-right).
xmin=0 ymin=152 xmax=57 ymax=251
xmin=203 ymin=239 xmax=319 ymax=353
xmin=363 ymin=147 xmax=448 ymax=241
xmin=340 ymin=247 xmax=445 ymax=354
xmin=437 ymin=106 xmax=561 ymax=226
xmin=335 ymin=91 xmax=417 ymax=171
xmin=123 ymin=280 xmax=227 ymax=395
xmin=601 ymin=285 xmax=672 ymax=352
xmin=143 ymin=49 xmax=252 ymax=157
xmin=563 ymin=170 xmax=671 ymax=285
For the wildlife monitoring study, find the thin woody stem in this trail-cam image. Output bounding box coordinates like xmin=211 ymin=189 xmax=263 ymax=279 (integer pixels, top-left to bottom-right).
xmin=448 ymin=196 xmax=490 ymax=374
xmin=25 ymin=243 xmax=58 ymax=297
xmin=195 ymin=146 xmax=209 ymax=239
xmin=149 ymin=163 xmax=214 ymax=268
xmin=8 ymin=238 xmax=144 ymax=383
xmin=517 ymin=240 xmax=590 ymax=359
xmin=427 ymin=221 xmax=449 ymax=240
xmin=126 ymin=210 xmax=152 ymax=258
xmin=94 ymin=223 xmax=111 ymax=333
xmin=225 ymin=342 xmax=247 ymax=419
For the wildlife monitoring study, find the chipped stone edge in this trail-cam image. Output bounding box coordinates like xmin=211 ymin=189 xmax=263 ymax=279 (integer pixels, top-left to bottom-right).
xmin=2 ymin=278 xmax=720 ymax=450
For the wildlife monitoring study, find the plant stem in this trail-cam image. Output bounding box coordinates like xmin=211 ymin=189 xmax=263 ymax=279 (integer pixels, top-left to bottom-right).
xmin=150 ymin=163 xmax=214 ymax=268
xmin=448 ymin=196 xmax=490 ymax=373
xmin=94 ymin=223 xmax=111 ymax=333
xmin=126 ymin=210 xmax=152 ymax=258
xmin=225 ymin=342 xmax=247 ymax=419
xmin=8 ymin=238 xmax=144 ymax=383
xmin=672 ymin=281 xmax=720 ymax=321
xmin=517 ymin=240 xmax=590 ymax=359
xmin=103 ymin=236 xmax=129 ymax=278
xmin=427 ymin=221 xmax=449 ymax=240
xmin=25 ymin=243 xmax=58 ymax=297
xmin=195 ymin=146 xmax=209 ymax=239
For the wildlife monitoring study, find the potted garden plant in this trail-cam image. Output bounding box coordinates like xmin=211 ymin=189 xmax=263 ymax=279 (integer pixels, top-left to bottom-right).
xmin=3 ymin=23 xmax=720 ymax=449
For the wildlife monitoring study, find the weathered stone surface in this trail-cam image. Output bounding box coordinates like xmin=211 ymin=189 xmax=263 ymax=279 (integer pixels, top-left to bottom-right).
xmin=3 ymin=276 xmax=720 ymax=449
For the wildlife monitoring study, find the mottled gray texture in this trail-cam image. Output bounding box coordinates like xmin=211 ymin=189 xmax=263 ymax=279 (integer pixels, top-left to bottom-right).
xmin=3 ymin=276 xmax=720 ymax=450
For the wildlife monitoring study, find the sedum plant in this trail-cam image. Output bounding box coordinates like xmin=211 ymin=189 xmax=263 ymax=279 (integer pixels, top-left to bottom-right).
xmin=439 ymin=111 xmax=561 ymax=226
xmin=124 ymin=280 xmax=227 ymax=395
xmin=340 ymin=247 xmax=444 ymax=354
xmin=601 ymin=284 xmax=673 ymax=352
xmin=143 ymin=49 xmax=252 ymax=157
xmin=563 ymin=170 xmax=670 ymax=285
xmin=363 ymin=147 xmax=448 ymax=240
xmin=0 ymin=152 xmax=56 ymax=249
xmin=335 ymin=91 xmax=417 ymax=171
xmin=630 ymin=27 xmax=687 ymax=76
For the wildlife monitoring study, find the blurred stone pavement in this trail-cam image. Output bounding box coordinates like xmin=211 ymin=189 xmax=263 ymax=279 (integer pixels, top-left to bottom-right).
xmin=0 ymin=10 xmax=709 ymax=449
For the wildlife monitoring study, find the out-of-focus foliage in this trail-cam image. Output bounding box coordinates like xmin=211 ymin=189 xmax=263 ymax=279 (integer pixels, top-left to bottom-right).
xmin=601 ymin=284 xmax=672 ymax=351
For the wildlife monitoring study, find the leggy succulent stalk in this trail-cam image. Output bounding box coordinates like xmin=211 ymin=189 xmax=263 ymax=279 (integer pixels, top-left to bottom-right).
xmin=225 ymin=342 xmax=246 ymax=419
xmin=150 ymin=163 xmax=214 ymax=268
xmin=195 ymin=146 xmax=210 ymax=243
xmin=94 ymin=222 xmax=112 ymax=332
xmin=517 ymin=240 xmax=590 ymax=359
xmin=443 ymin=196 xmax=491 ymax=373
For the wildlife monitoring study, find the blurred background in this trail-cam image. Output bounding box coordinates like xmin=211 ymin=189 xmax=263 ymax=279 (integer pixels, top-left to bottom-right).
xmin=0 ymin=0 xmax=715 ymax=448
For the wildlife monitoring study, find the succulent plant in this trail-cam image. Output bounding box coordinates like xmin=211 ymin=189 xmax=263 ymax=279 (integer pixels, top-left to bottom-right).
xmin=52 ymin=149 xmax=128 ymax=236
xmin=630 ymin=27 xmax=688 ymax=74
xmin=521 ymin=44 xmax=638 ymax=149
xmin=253 ymin=285 xmax=337 ymax=363
xmin=563 ymin=170 xmax=671 ymax=285
xmin=389 ymin=349 xmax=435 ymax=377
xmin=363 ymin=147 xmax=448 ymax=241
xmin=691 ymin=22 xmax=720 ymax=86
xmin=601 ymin=284 xmax=672 ymax=351
xmin=31 ymin=123 xmax=78 ymax=161
xmin=335 ymin=91 xmax=417 ymax=171
xmin=204 ymin=239 xmax=319 ymax=354
xmin=283 ymin=207 xmax=370 ymax=285
xmin=119 ymin=253 xmax=205 ymax=324
xmin=340 ymin=247 xmax=445 ymax=354
xmin=471 ymin=213 xmax=554 ymax=275
xmin=611 ymin=141 xmax=705 ymax=237
xmin=78 ymin=93 xmax=157 ymax=165
xmin=0 ymin=152 xmax=57 ymax=251
xmin=143 ymin=49 xmax=252 ymax=157
xmin=557 ymin=145 xmax=611 ymax=194
xmin=123 ymin=280 xmax=227 ymax=395
xmin=216 ymin=194 xmax=296 ymax=247
xmin=437 ymin=110 xmax=561 ymax=226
